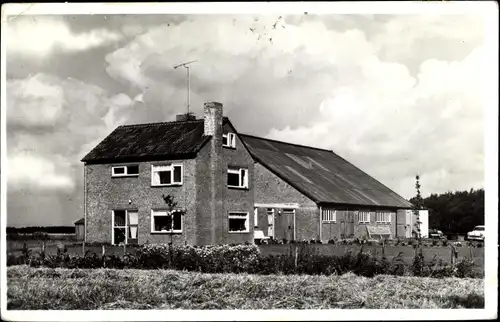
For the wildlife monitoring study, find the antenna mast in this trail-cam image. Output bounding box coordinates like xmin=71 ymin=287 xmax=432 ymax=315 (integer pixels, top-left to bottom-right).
xmin=173 ymin=60 xmax=197 ymax=114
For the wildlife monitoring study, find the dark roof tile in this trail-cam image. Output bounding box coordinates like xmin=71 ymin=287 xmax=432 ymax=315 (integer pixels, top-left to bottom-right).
xmin=240 ymin=134 xmax=413 ymax=209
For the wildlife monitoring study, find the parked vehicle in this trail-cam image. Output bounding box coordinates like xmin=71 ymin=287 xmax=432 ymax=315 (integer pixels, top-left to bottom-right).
xmin=428 ymin=229 xmax=446 ymax=239
xmin=466 ymin=225 xmax=485 ymax=241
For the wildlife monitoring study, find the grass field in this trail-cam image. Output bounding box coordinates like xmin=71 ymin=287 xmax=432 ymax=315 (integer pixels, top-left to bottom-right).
xmin=7 ymin=265 xmax=484 ymax=310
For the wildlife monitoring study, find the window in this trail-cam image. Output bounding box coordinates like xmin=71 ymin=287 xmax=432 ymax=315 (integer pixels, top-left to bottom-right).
xmin=223 ymin=133 xmax=236 ymax=148
xmin=228 ymin=212 xmax=249 ymax=233
xmin=112 ymin=165 xmax=139 ymax=177
xmin=358 ymin=211 xmax=370 ymax=223
xmin=227 ymin=167 xmax=248 ymax=188
xmin=376 ymin=212 xmax=392 ymax=223
xmin=322 ymin=209 xmax=337 ymax=222
xmin=151 ymin=210 xmax=183 ymax=233
xmin=112 ymin=210 xmax=138 ymax=245
xmin=151 ymin=164 xmax=183 ymax=186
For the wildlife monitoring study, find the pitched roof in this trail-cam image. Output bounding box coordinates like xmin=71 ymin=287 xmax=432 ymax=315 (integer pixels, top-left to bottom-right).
xmin=81 ymin=119 xmax=221 ymax=163
xmin=239 ymin=134 xmax=413 ymax=209
xmin=74 ymin=218 xmax=85 ymax=225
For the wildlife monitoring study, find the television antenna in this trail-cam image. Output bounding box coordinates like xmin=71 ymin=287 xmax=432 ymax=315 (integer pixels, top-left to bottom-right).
xmin=173 ymin=60 xmax=197 ymax=114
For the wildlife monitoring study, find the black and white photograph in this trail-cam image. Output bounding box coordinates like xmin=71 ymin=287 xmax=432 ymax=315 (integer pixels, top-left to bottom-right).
xmin=1 ymin=2 xmax=498 ymax=320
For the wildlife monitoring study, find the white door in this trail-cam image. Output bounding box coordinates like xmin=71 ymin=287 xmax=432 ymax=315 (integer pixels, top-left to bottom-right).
xmin=267 ymin=209 xmax=274 ymax=238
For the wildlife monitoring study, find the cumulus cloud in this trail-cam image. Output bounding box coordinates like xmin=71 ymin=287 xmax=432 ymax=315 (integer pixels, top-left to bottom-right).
xmin=7 ymin=73 xmax=134 ymax=193
xmin=268 ymin=46 xmax=484 ymax=199
xmin=101 ymin=14 xmax=484 ymax=200
xmin=6 ymin=16 xmax=122 ymax=58
xmin=6 ymin=14 xmax=486 ymax=226
xmin=7 ymin=154 xmax=75 ymax=191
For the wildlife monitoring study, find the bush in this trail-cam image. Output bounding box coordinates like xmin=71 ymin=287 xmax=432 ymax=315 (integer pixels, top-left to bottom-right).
xmin=432 ymin=239 xmax=439 ymax=247
xmin=442 ymin=239 xmax=449 ymax=247
xmin=6 ymin=243 xmax=481 ymax=279
xmin=328 ymin=239 xmax=335 ymax=245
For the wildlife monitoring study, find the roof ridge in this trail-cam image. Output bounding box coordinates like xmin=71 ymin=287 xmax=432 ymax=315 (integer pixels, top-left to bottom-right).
xmin=117 ymin=116 xmax=230 ymax=128
xmin=239 ymin=133 xmax=334 ymax=153
xmin=118 ymin=119 xmax=203 ymax=128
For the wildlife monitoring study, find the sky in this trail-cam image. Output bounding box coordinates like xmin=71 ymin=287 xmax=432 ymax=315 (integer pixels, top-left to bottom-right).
xmin=3 ymin=7 xmax=490 ymax=227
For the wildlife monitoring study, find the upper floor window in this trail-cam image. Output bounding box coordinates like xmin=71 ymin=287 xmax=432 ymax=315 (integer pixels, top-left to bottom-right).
xmin=227 ymin=167 xmax=248 ymax=189
xmin=223 ymin=133 xmax=236 ymax=148
xmin=112 ymin=165 xmax=139 ymax=177
xmin=151 ymin=164 xmax=183 ymax=186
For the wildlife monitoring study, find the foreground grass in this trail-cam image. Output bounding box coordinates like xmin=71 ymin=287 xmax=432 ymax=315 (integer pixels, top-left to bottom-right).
xmin=7 ymin=266 xmax=484 ymax=310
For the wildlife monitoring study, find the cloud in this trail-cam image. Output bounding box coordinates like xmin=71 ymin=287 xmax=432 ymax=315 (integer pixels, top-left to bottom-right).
xmin=267 ymin=46 xmax=484 ymax=199
xmin=6 ymin=16 xmax=122 ymax=58
xmin=99 ymin=14 xmax=484 ymax=200
xmin=7 ymin=154 xmax=75 ymax=191
xmin=6 ymin=73 xmax=134 ymax=192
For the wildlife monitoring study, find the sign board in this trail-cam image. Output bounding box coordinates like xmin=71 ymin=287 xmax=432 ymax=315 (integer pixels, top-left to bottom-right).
xmin=366 ymin=225 xmax=392 ymax=238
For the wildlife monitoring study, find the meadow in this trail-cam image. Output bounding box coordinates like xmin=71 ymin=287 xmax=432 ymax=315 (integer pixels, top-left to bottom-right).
xmin=6 ymin=265 xmax=484 ymax=310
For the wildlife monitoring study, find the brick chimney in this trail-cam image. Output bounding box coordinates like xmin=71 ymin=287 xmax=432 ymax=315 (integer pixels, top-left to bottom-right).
xmin=203 ymin=101 xmax=224 ymax=245
xmin=176 ymin=112 xmax=196 ymax=121
xmin=203 ymin=101 xmax=223 ymax=137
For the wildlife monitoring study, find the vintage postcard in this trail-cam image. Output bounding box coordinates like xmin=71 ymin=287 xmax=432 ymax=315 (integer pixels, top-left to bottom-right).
xmin=1 ymin=1 xmax=498 ymax=321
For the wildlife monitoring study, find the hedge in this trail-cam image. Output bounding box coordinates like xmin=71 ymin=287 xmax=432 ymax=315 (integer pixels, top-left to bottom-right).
xmin=7 ymin=243 xmax=481 ymax=279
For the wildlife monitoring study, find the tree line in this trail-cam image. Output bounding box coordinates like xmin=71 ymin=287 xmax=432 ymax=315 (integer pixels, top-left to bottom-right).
xmin=410 ymin=188 xmax=484 ymax=234
xmin=7 ymin=226 xmax=75 ymax=234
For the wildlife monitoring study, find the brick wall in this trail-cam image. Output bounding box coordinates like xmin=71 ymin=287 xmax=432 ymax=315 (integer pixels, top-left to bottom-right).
xmin=253 ymin=163 xmax=319 ymax=241
xmin=85 ymin=159 xmax=197 ymax=245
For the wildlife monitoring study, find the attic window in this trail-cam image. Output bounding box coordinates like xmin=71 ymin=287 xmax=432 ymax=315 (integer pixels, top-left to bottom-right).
xmin=151 ymin=164 xmax=183 ymax=186
xmin=227 ymin=167 xmax=248 ymax=189
xmin=223 ymin=133 xmax=236 ymax=148
xmin=112 ymin=165 xmax=139 ymax=177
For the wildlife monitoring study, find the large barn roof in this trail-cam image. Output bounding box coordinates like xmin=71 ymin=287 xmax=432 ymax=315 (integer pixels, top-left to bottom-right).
xmin=239 ymin=134 xmax=413 ymax=209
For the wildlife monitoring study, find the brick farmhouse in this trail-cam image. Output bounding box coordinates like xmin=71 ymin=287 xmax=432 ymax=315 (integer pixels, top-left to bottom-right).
xmin=81 ymin=101 xmax=414 ymax=245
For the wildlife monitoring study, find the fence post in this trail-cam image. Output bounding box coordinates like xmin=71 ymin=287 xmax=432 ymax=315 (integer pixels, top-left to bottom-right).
xmin=102 ymin=245 xmax=106 ymax=268
xmin=294 ymin=245 xmax=298 ymax=268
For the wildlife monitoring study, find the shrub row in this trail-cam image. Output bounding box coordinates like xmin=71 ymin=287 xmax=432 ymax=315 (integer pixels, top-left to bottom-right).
xmin=7 ymin=243 xmax=482 ymax=279
xmin=260 ymin=237 xmax=483 ymax=248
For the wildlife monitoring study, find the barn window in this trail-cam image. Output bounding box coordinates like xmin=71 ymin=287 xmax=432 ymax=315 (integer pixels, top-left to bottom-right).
xmin=151 ymin=164 xmax=183 ymax=186
xmin=112 ymin=165 xmax=139 ymax=177
xmin=376 ymin=212 xmax=392 ymax=223
xmin=321 ymin=209 xmax=337 ymax=222
xmin=151 ymin=210 xmax=183 ymax=233
xmin=228 ymin=212 xmax=249 ymax=233
xmin=358 ymin=211 xmax=371 ymax=223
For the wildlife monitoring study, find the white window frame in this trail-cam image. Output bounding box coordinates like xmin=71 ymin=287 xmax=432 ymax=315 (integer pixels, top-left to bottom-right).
xmin=358 ymin=211 xmax=371 ymax=223
xmin=150 ymin=209 xmax=183 ymax=233
xmin=151 ymin=163 xmax=183 ymax=186
xmin=254 ymin=207 xmax=258 ymax=228
xmin=111 ymin=210 xmax=138 ymax=245
xmin=228 ymin=212 xmax=250 ymax=233
xmin=376 ymin=212 xmax=392 ymax=223
xmin=321 ymin=209 xmax=337 ymax=223
xmin=111 ymin=165 xmax=139 ymax=177
xmin=227 ymin=167 xmax=248 ymax=189
xmin=223 ymin=133 xmax=236 ymax=148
